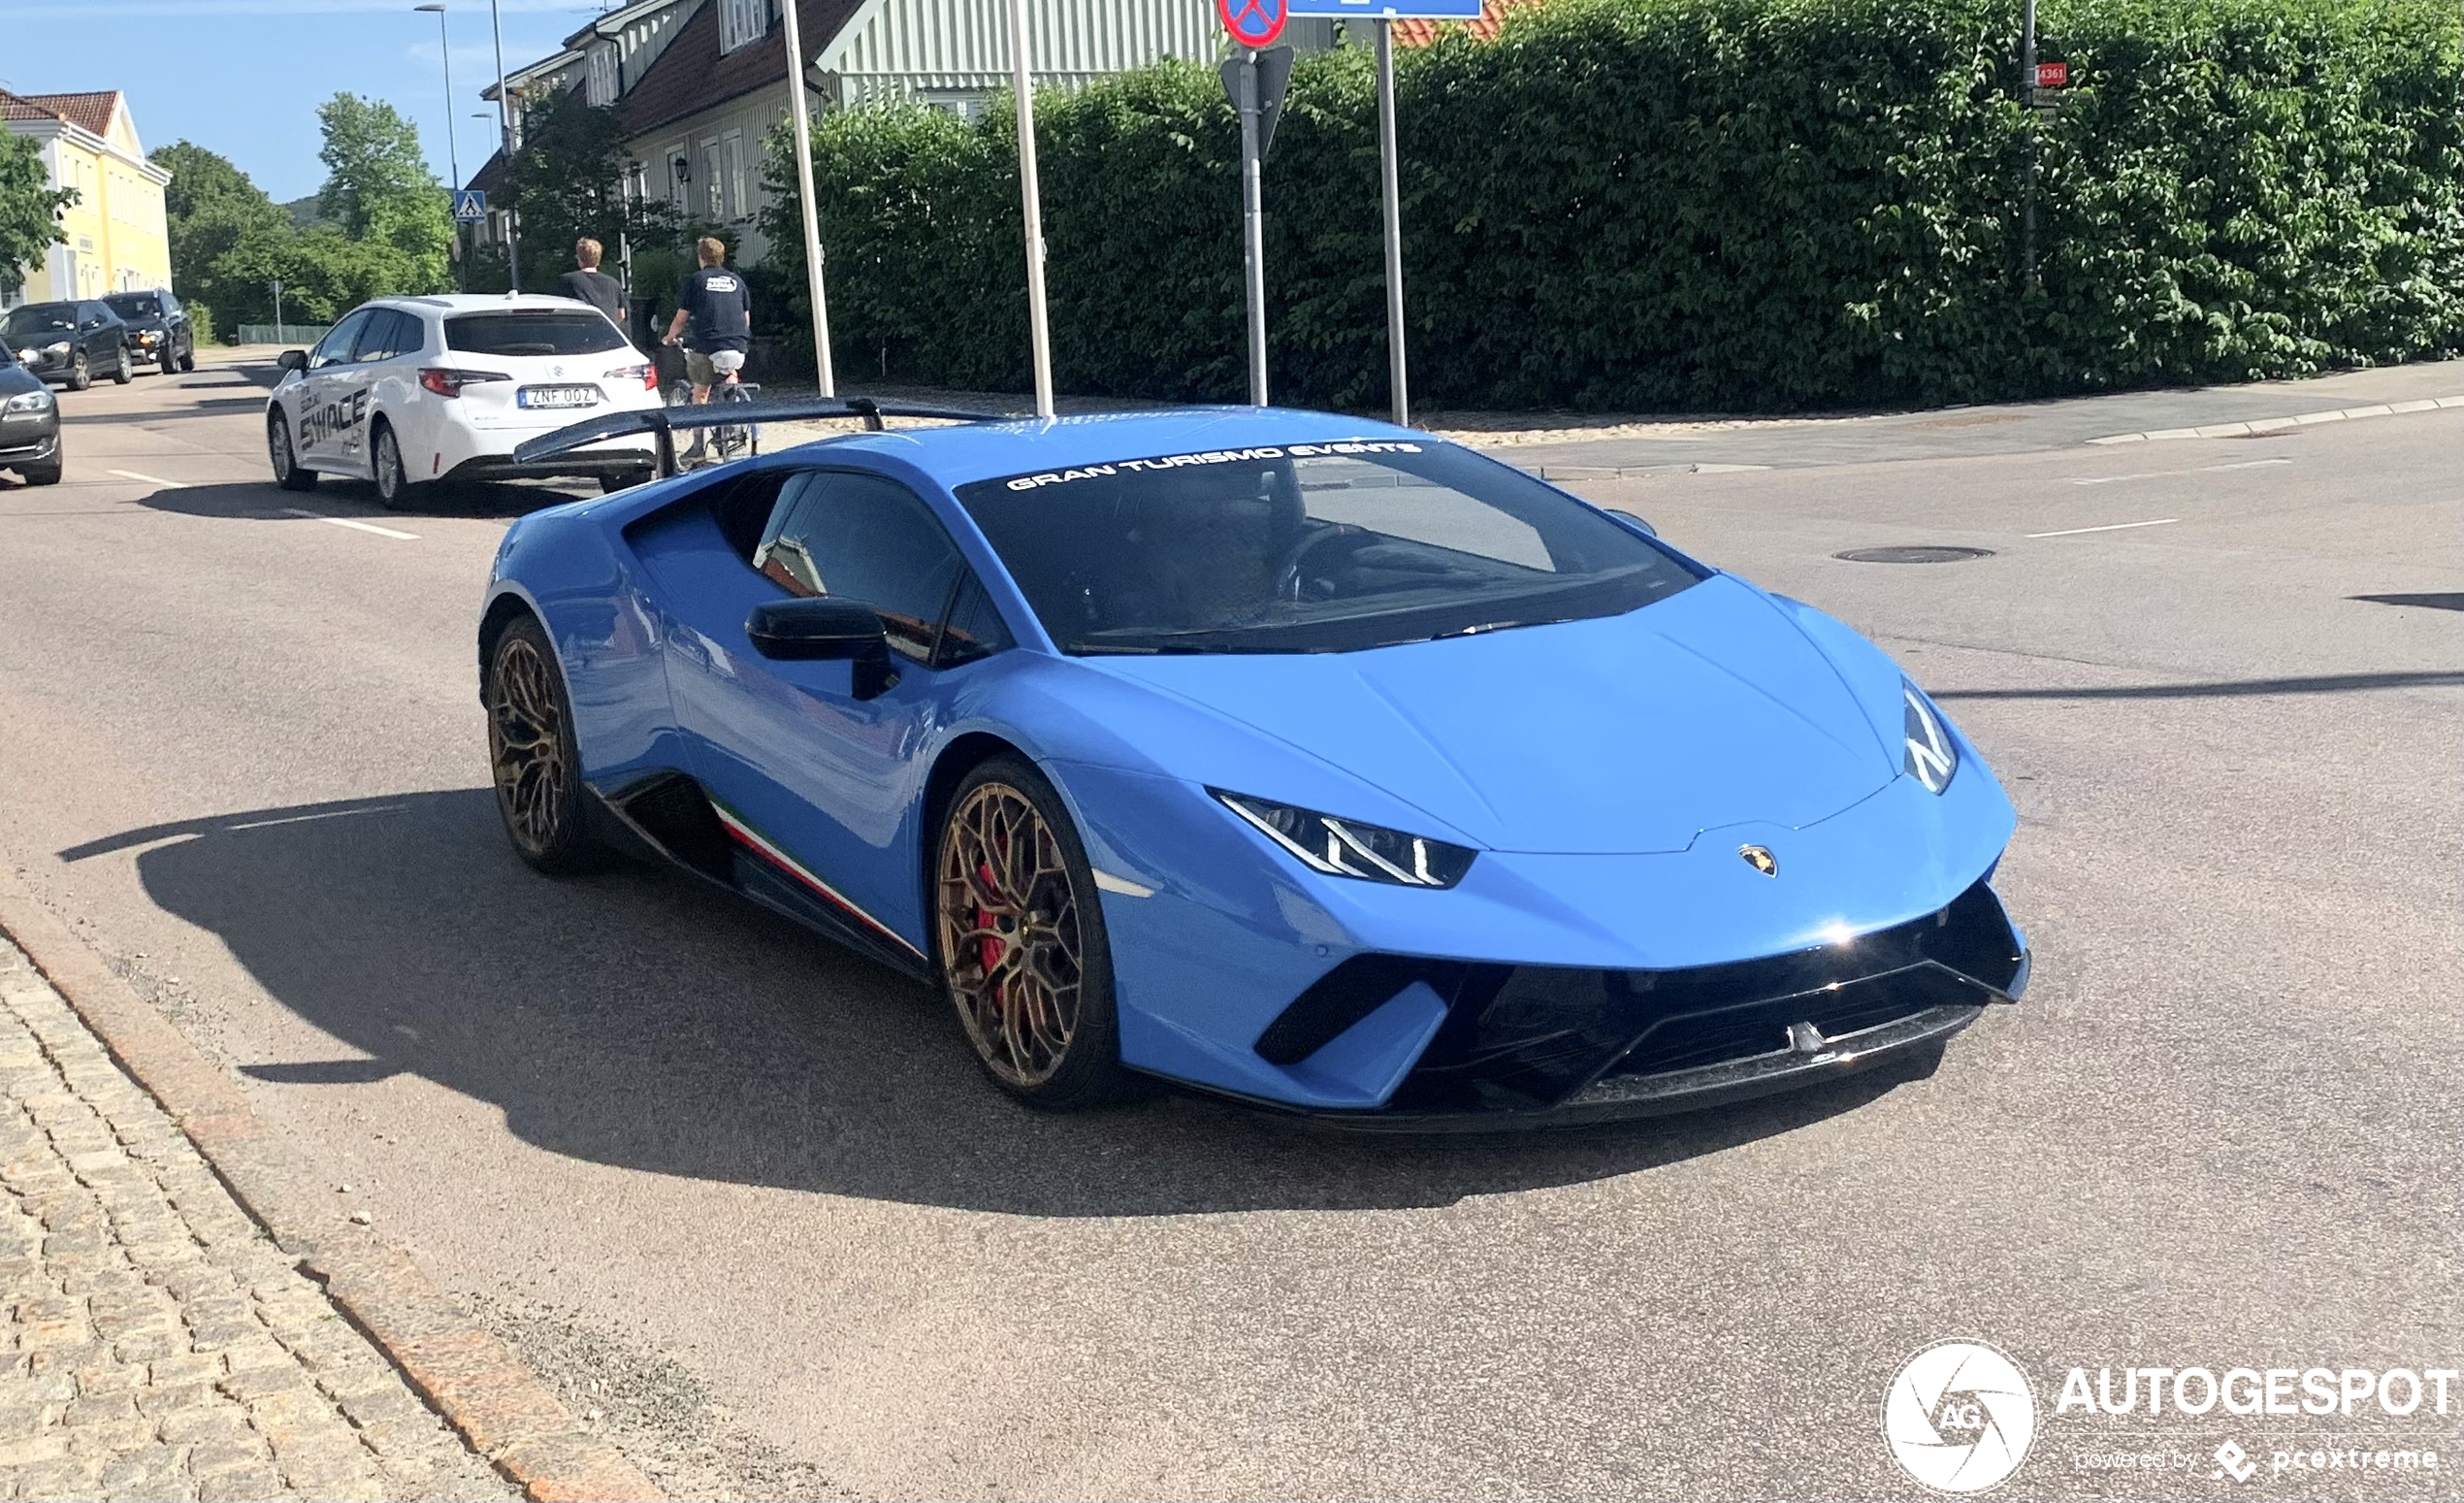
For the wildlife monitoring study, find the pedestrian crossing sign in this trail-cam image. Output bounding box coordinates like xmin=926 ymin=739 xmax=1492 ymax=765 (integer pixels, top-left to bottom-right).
xmin=452 ymin=190 xmax=488 ymax=222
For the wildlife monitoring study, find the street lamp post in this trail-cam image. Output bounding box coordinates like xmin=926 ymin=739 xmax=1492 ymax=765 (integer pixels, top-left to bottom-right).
xmin=412 ymin=3 xmax=464 ymax=292
xmin=487 ymin=0 xmax=520 ymax=292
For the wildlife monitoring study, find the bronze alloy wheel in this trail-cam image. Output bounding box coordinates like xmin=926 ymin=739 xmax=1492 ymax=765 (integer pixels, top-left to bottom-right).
xmin=937 ymin=781 xmax=1086 ymax=1089
xmin=488 ymin=633 xmax=571 ymax=858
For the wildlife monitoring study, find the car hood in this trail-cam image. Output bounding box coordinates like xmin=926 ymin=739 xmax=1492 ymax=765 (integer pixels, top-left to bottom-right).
xmin=1087 ymin=573 xmax=1898 ymax=855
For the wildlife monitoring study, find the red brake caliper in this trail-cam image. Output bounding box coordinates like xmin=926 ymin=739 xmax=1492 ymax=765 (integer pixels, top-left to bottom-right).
xmin=976 ymin=859 xmax=1003 ymax=987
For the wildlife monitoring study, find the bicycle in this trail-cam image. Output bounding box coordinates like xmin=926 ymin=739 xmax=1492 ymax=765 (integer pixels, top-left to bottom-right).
xmin=663 ymin=375 xmax=762 ymax=469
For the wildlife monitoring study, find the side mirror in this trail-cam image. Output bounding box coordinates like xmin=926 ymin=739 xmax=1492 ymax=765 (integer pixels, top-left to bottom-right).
xmin=745 ymin=597 xmax=898 ymax=699
xmin=276 ymin=349 xmax=308 ymax=372
xmin=1607 ymin=507 xmax=1659 ymax=538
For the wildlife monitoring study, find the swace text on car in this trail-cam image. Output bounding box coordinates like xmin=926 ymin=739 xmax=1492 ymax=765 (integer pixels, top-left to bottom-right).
xmin=480 ymin=407 xmax=2030 ymax=1127
xmin=266 ymin=294 xmax=664 ymax=508
xmin=103 ymin=289 xmax=194 ymax=374
xmin=3 ymin=301 xmax=132 ymax=390
xmin=0 ymin=343 xmax=61 ymax=485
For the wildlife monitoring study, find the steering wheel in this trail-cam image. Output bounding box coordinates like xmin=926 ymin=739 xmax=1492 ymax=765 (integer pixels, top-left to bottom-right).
xmin=1271 ymin=524 xmax=1371 ymax=604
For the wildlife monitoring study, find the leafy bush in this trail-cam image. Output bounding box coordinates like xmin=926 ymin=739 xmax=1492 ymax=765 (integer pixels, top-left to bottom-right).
xmin=762 ymin=0 xmax=2459 ymax=410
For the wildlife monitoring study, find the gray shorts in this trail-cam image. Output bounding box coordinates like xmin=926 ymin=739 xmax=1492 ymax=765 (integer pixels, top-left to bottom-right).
xmin=686 ymin=347 xmax=746 ymax=385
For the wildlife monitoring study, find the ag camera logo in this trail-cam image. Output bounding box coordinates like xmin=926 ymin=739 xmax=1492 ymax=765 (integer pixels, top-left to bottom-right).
xmin=1884 ymin=1340 xmax=2037 ymax=1493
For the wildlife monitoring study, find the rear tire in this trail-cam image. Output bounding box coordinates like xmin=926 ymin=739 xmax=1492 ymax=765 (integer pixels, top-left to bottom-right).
xmin=933 ymin=756 xmax=1128 ymax=1110
xmin=269 ymin=411 xmax=318 ymax=491
xmin=485 ymin=615 xmax=613 ymax=876
xmin=371 ymin=420 xmax=423 ymax=510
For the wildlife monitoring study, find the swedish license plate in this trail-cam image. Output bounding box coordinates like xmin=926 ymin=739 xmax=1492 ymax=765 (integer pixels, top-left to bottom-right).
xmin=518 ymin=385 xmax=599 ymax=409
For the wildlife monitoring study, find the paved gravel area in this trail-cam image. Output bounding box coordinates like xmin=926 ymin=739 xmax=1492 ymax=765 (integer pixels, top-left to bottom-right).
xmin=0 ymin=937 xmax=508 ymax=1503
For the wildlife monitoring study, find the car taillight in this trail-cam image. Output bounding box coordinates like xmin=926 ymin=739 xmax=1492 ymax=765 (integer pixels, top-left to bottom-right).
xmin=419 ymin=368 xmax=509 ymax=398
xmin=610 ymin=363 xmax=655 ymax=391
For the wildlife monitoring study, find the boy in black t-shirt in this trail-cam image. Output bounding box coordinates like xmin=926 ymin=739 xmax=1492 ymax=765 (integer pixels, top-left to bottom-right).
xmin=662 ymin=236 xmax=752 ymax=404
xmin=555 ymin=238 xmax=627 ymax=327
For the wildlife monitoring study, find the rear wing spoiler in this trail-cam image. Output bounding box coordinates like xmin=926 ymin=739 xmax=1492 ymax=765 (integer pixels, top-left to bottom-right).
xmin=511 ymin=396 xmax=1012 ymax=476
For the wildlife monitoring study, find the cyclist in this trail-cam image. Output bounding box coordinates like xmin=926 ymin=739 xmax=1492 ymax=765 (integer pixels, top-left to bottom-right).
xmin=661 ymin=236 xmax=752 ymax=462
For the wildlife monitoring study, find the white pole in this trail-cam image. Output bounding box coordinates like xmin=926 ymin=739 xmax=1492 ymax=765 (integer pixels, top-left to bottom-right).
xmin=489 ymin=0 xmax=519 ymax=292
xmin=1237 ymin=50 xmax=1267 ymax=407
xmin=1376 ymin=19 xmax=1408 ymax=427
xmin=778 ymin=0 xmax=836 ymax=396
xmin=1009 ymin=0 xmax=1055 ymax=417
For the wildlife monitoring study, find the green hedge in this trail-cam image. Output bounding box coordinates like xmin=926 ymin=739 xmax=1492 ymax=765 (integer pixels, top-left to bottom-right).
xmin=761 ymin=0 xmax=2460 ymax=411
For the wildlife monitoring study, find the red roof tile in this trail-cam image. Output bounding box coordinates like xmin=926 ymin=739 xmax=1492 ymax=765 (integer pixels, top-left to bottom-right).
xmin=619 ymin=0 xmax=864 ymax=141
xmin=22 ymin=91 xmax=119 ymax=137
xmin=0 ymin=88 xmax=65 ymax=123
xmin=1393 ymin=0 xmax=1532 ymax=47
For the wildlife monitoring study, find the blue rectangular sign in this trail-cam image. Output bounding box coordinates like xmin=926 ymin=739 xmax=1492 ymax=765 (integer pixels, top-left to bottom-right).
xmin=1284 ymin=0 xmax=1482 ymax=15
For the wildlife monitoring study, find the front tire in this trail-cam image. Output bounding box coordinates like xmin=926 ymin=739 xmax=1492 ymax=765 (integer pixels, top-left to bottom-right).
xmin=110 ymin=344 xmax=131 ymax=384
xmin=269 ymin=411 xmax=317 ymax=491
xmin=933 ymin=757 xmax=1126 ymax=1110
xmin=178 ymin=343 xmax=196 ymax=374
xmin=66 ymin=351 xmax=90 ymax=391
xmin=20 ymin=450 xmax=61 ymax=486
xmin=485 ymin=615 xmax=611 ymax=875
xmin=371 ymin=420 xmax=422 ymax=510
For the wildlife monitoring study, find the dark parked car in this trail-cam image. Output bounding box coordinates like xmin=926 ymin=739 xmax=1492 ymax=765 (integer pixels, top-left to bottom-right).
xmin=0 ymin=343 xmax=62 ymax=485
xmin=2 ymin=300 xmax=132 ymax=390
xmin=103 ymin=289 xmax=194 ymax=374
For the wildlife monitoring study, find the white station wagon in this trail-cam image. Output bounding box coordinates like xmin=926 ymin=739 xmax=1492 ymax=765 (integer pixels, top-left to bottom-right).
xmin=265 ymin=294 xmax=665 ymax=507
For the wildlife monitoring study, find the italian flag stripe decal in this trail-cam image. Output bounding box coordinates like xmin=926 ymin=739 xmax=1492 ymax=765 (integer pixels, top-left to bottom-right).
xmin=706 ymin=800 xmax=925 ymax=961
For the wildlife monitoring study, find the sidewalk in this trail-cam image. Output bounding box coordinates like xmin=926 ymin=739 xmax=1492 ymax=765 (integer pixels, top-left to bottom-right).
xmin=0 ymin=937 xmax=509 ymax=1503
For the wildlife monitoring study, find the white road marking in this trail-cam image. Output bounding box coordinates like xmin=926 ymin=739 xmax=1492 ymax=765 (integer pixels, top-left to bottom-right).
xmin=2088 ymin=394 xmax=2462 ymax=444
xmin=2027 ymin=517 xmax=2180 ymax=539
xmin=107 ymin=470 xmax=188 ymax=488
xmin=2069 ymin=457 xmax=2292 ymax=485
xmin=279 ymin=507 xmax=419 ymax=540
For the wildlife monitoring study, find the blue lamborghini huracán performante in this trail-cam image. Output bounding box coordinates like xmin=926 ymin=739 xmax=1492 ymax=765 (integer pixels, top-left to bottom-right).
xmin=484 ymin=402 xmax=2028 ymax=1126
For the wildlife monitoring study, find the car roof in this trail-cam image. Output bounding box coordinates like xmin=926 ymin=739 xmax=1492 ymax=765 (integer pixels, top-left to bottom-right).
xmin=805 ymin=407 xmax=1434 ymax=489
xmin=371 ymin=293 xmax=611 ymax=316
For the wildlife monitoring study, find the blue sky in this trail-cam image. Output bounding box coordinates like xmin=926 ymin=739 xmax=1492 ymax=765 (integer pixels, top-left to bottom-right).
xmin=0 ymin=0 xmax=607 ymax=202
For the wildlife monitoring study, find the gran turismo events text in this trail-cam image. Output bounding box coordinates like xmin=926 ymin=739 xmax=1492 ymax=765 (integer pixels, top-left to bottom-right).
xmin=1003 ymin=441 xmax=1425 ymax=491
xmin=2059 ymin=1365 xmax=2459 ymax=1418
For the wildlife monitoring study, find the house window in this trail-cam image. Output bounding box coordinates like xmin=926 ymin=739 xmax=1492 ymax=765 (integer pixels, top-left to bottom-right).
xmin=702 ymin=141 xmax=725 ymax=219
xmin=586 ymin=43 xmax=619 ymax=106
xmin=718 ymin=0 xmax=767 ymax=54
xmin=721 ymin=132 xmax=745 ymax=222
xmin=665 ymin=142 xmax=688 ymax=206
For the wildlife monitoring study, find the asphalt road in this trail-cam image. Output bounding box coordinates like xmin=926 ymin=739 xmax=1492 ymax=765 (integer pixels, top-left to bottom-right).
xmin=0 ymin=354 xmax=2457 ymax=1500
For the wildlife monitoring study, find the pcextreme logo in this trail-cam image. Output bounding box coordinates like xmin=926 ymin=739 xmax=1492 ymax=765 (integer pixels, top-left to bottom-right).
xmin=1883 ymin=1340 xmax=2039 ymax=1493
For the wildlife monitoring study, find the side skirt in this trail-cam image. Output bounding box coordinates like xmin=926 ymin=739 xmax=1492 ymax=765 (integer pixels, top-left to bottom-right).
xmin=594 ymin=771 xmax=933 ymax=983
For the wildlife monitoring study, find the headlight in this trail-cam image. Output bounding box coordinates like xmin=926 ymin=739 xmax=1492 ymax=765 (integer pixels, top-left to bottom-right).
xmin=1902 ymin=679 xmax=1959 ymax=794
xmin=1214 ymin=790 xmax=1475 ymax=888
xmin=2 ymin=390 xmax=53 ymax=413
xmin=42 ymin=342 xmax=70 ymax=357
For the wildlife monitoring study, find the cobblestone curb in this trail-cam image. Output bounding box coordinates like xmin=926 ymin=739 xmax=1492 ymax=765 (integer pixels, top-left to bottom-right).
xmin=0 ymin=868 xmax=661 ymax=1503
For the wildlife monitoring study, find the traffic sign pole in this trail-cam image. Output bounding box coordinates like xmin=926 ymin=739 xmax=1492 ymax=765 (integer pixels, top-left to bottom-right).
xmin=1376 ymin=18 xmax=1407 ymax=427
xmin=2021 ymin=0 xmax=2037 ymax=289
xmin=1012 ymin=0 xmax=1056 ymax=417
xmin=1237 ymin=49 xmax=1269 ymax=407
xmin=779 ymin=0 xmax=836 ymax=396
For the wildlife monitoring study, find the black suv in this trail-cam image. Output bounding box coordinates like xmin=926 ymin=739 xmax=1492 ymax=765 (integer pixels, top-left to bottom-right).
xmin=2 ymin=301 xmax=132 ymax=390
xmin=103 ymin=289 xmax=195 ymax=374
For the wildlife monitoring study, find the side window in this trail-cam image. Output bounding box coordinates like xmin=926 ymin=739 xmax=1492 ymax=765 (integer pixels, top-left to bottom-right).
xmin=752 ymin=471 xmax=965 ymax=664
xmin=309 ymin=310 xmax=372 ymax=370
xmin=935 ymin=574 xmax=1015 ymax=668
xmin=352 ymin=310 xmax=415 ymax=363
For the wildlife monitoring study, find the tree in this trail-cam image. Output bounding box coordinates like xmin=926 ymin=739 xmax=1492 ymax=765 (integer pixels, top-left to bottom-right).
xmin=503 ymin=90 xmax=679 ymax=277
xmin=313 ymin=93 xmax=451 ymax=287
xmin=154 ymin=141 xmax=286 ymax=323
xmin=0 ymin=131 xmax=76 ymax=299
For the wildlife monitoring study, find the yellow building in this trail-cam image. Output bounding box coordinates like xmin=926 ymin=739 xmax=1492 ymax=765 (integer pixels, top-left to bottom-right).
xmin=0 ymin=89 xmax=173 ymax=307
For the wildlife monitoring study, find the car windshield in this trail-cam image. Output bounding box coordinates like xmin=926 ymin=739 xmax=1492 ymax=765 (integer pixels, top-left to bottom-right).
xmin=955 ymin=439 xmax=1703 ymax=654
xmin=443 ymin=310 xmax=625 ymax=357
xmin=104 ymin=294 xmax=161 ymax=320
xmin=3 ymin=307 xmax=78 ymax=338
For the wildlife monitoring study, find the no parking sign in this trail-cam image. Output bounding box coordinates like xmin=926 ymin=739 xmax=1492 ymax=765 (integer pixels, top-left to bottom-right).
xmin=1217 ymin=0 xmax=1286 ymax=49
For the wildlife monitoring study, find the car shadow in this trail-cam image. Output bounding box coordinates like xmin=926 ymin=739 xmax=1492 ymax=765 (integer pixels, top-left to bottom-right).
xmin=69 ymin=791 xmax=1928 ymax=1218
xmin=127 ymin=478 xmax=591 ymax=523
